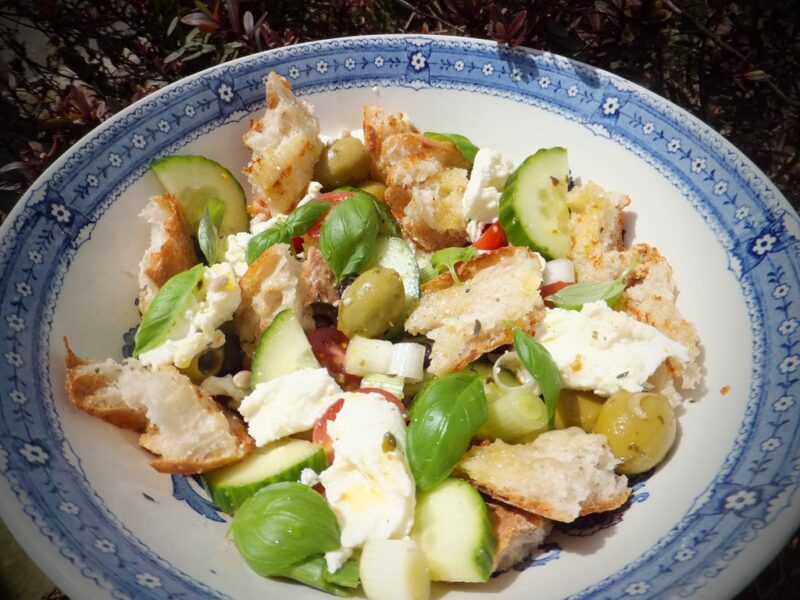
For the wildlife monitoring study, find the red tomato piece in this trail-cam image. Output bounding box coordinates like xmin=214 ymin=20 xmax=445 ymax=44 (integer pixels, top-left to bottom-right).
xmin=307 ymin=327 xmax=349 ymax=375
xmin=540 ymin=280 xmax=572 ymax=308
xmin=472 ymin=222 xmax=507 ymax=251
xmin=312 ymin=397 xmax=344 ymax=462
xmin=357 ymin=387 xmax=407 ymax=417
xmin=291 ymin=236 xmax=304 ymax=254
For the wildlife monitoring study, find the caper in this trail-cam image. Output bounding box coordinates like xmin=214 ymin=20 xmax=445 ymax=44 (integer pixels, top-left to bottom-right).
xmin=592 ymin=390 xmax=677 ymax=475
xmin=313 ymin=137 xmax=372 ymax=188
xmin=382 ymin=432 xmax=398 ymax=452
xmin=359 ymin=180 xmax=386 ymax=201
xmin=555 ymin=389 xmax=605 ymax=432
xmin=337 ymin=267 xmax=405 ymax=339
xmin=181 ymin=346 xmax=225 ymax=384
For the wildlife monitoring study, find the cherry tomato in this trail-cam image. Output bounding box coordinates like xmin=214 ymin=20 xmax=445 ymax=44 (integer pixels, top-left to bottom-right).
xmin=357 ymin=387 xmax=407 ymax=416
xmin=312 ymin=398 xmax=344 ymax=462
xmin=307 ymin=326 xmax=349 ymax=375
xmin=472 ymin=222 xmax=507 ymax=251
xmin=306 ymin=191 xmax=353 ymax=239
xmin=540 ymin=280 xmax=572 ymax=308
xmin=291 ymin=236 xmax=304 ymax=254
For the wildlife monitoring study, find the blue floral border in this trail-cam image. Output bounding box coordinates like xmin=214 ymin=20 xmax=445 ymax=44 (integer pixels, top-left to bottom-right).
xmin=0 ymin=35 xmax=798 ymax=599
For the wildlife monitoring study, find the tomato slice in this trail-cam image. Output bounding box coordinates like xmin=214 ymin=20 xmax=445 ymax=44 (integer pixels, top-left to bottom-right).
xmin=357 ymin=387 xmax=407 ymax=417
xmin=291 ymin=236 xmax=304 ymax=254
xmin=306 ymin=191 xmax=353 ymax=239
xmin=472 ymin=222 xmax=507 ymax=251
xmin=307 ymin=326 xmax=349 ymax=375
xmin=312 ymin=397 xmax=344 ymax=462
xmin=540 ymin=280 xmax=572 ymax=308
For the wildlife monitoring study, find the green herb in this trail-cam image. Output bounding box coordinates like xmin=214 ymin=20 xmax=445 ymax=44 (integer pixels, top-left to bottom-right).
xmin=133 ymin=263 xmax=204 ymax=356
xmin=336 ymin=187 xmax=400 ymax=237
xmin=231 ymin=482 xmax=341 ymax=577
xmin=421 ymin=246 xmax=477 ymax=283
xmin=546 ymin=259 xmax=639 ymax=310
xmin=513 ymin=330 xmax=561 ymax=430
xmin=246 ymin=200 xmax=330 ymax=264
xmin=280 ymin=554 xmax=360 ymax=597
xmin=423 ymin=132 xmax=480 ymax=165
xmin=197 ymin=197 xmax=225 ymax=264
xmin=319 ymin=193 xmax=381 ymax=280
xmin=406 ymin=373 xmax=487 ymax=490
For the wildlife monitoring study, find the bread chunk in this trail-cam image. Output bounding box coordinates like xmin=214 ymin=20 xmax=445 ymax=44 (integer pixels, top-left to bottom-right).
xmin=567 ymin=182 xmax=701 ymax=390
xmin=301 ymin=246 xmax=339 ymax=306
xmin=243 ymin=72 xmax=324 ymax=218
xmin=405 ymin=246 xmax=545 ymax=375
xmin=234 ymin=242 xmax=311 ymax=360
xmin=362 ymin=105 xmax=417 ymax=180
xmin=457 ymin=428 xmax=630 ymax=523
xmin=138 ymin=194 xmax=197 ymax=314
xmin=487 ymin=500 xmax=552 ymax=573
xmin=64 ymin=339 xmax=253 ymax=473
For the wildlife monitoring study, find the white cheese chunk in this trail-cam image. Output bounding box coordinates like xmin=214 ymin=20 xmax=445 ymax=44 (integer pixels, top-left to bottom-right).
xmin=535 ymin=301 xmax=690 ymax=397
xmin=461 ymin=148 xmax=514 ymax=241
xmin=237 ymin=367 xmax=342 ymax=446
xmin=138 ymin=263 xmax=241 ymax=369
xmin=320 ymin=393 xmax=415 ymax=567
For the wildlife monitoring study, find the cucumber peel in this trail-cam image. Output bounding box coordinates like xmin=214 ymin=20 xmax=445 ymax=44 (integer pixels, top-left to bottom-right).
xmin=251 ymin=309 xmax=319 ymax=389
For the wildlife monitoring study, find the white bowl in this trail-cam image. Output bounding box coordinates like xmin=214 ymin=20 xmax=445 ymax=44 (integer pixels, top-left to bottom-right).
xmin=1 ymin=34 xmax=798 ymax=600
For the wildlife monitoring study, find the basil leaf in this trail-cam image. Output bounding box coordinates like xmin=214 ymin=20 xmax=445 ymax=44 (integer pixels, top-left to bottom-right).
xmin=246 ymin=225 xmax=288 ymax=265
xmin=284 ymin=200 xmax=330 ymax=237
xmin=513 ymin=330 xmax=561 ymax=430
xmin=197 ymin=197 xmax=225 ymax=265
xmin=407 ymin=373 xmax=487 ymax=490
xmin=546 ymin=260 xmax=639 ymax=310
xmin=133 ymin=264 xmax=204 ymax=356
xmin=319 ymin=193 xmax=381 ymax=280
xmin=372 ymin=197 xmax=400 ymax=237
xmin=231 ymin=482 xmax=341 ymax=577
xmin=283 ymin=554 xmax=360 ymax=596
xmin=423 ymin=246 xmax=477 ymax=283
xmin=424 ymin=132 xmax=479 ymax=165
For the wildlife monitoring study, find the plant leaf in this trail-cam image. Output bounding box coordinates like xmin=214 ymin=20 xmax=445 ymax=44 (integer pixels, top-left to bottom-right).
xmin=407 ymin=373 xmax=487 ymax=489
xmin=546 ymin=259 xmax=639 ymax=309
xmin=319 ymin=193 xmax=380 ymax=280
xmin=423 ymin=132 xmax=480 ymax=165
xmin=197 ymin=197 xmax=225 ymax=265
xmin=424 ymin=246 xmax=477 ymax=283
xmin=513 ymin=330 xmax=561 ymax=430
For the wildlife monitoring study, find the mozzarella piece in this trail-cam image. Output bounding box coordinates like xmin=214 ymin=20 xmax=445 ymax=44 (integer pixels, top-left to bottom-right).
xmin=237 ymin=367 xmax=342 ymax=446
xmin=461 ymin=148 xmax=514 ymax=241
xmin=535 ymin=301 xmax=690 ymax=397
xmin=320 ymin=393 xmax=416 ymax=570
xmin=138 ymin=263 xmax=241 ymax=369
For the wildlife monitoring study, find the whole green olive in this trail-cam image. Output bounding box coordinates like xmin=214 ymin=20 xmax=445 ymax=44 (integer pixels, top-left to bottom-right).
xmin=555 ymin=389 xmax=605 ymax=432
xmin=313 ymin=137 xmax=372 ymax=188
xmin=359 ymin=180 xmax=387 ymax=201
xmin=338 ymin=267 xmax=406 ymax=339
xmin=592 ymin=390 xmax=677 ymax=475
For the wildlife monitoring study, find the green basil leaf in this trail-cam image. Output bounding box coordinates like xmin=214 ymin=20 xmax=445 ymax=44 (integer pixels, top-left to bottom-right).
xmin=546 ymin=259 xmax=639 ymax=310
xmin=372 ymin=197 xmax=401 ymax=237
xmin=281 ymin=553 xmax=360 ymax=596
xmin=513 ymin=330 xmax=561 ymax=430
xmin=197 ymin=197 xmax=225 ymax=265
xmin=319 ymin=193 xmax=380 ymax=280
xmin=424 ymin=246 xmax=477 ymax=283
xmin=133 ymin=264 xmax=204 ymax=356
xmin=407 ymin=373 xmax=487 ymax=490
xmin=246 ymin=225 xmax=289 ymax=265
xmin=423 ymin=132 xmax=479 ymax=165
xmin=284 ymin=200 xmax=330 ymax=237
xmin=231 ymin=482 xmax=341 ymax=577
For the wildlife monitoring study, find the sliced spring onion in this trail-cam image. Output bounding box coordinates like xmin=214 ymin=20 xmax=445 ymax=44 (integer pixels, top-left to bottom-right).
xmin=361 ymin=374 xmax=406 ymax=399
xmin=344 ymin=337 xmax=394 ymax=376
xmin=477 ymin=385 xmax=548 ymax=443
xmin=388 ymin=343 xmax=426 ymax=382
xmin=543 ymin=257 xmax=575 ymax=286
xmin=491 ymin=351 xmax=537 ymax=393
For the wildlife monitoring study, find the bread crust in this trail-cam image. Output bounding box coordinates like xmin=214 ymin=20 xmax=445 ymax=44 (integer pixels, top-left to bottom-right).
xmin=488 ymin=500 xmax=552 ymax=573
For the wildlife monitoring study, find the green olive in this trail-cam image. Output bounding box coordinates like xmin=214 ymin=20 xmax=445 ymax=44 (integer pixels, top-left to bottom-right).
xmin=555 ymin=389 xmax=605 ymax=432
xmin=181 ymin=346 xmax=225 ymax=384
xmin=592 ymin=390 xmax=677 ymax=475
xmin=338 ymin=267 xmax=405 ymax=339
xmin=360 ymin=180 xmax=386 ymax=201
xmin=313 ymin=137 xmax=372 ymax=188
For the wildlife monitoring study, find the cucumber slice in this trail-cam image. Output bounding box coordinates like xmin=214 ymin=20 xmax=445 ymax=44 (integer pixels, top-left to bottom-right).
xmin=204 ymin=438 xmax=327 ymax=513
xmin=360 ymin=538 xmax=430 ymax=600
xmin=367 ymin=236 xmax=420 ymax=306
xmin=410 ymin=478 xmax=496 ymax=582
xmin=151 ymin=155 xmax=249 ymax=237
xmin=251 ymin=309 xmax=319 ymax=388
xmin=498 ymin=147 xmax=572 ymax=260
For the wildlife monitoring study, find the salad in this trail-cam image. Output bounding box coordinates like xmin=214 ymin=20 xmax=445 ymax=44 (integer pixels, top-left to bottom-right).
xmin=64 ymin=71 xmax=701 ymax=599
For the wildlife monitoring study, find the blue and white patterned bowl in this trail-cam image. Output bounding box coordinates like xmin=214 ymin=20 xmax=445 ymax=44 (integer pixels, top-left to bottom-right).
xmin=1 ymin=35 xmax=798 ymax=600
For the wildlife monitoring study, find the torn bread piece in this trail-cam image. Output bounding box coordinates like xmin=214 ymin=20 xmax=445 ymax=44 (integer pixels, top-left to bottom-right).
xmin=234 ymin=242 xmax=312 ymax=360
xmin=457 ymin=428 xmax=630 ymax=523
xmin=138 ymin=194 xmax=198 ymax=314
xmin=243 ymin=72 xmax=324 ymax=219
xmin=301 ymin=246 xmax=339 ymax=307
xmin=567 ymin=182 xmax=701 ymax=391
xmin=64 ymin=340 xmax=253 ymax=473
xmin=487 ymin=500 xmax=553 ymax=573
xmin=362 ymin=105 xmax=417 ymax=180
xmin=405 ymin=246 xmax=545 ymax=375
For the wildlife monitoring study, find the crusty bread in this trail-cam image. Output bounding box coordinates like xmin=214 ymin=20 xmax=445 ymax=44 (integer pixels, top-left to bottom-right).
xmin=243 ymin=72 xmax=324 ymax=218
xmin=487 ymin=500 xmax=552 ymax=573
xmin=362 ymin=105 xmax=417 ymax=180
xmin=64 ymin=340 xmax=253 ymax=474
xmin=138 ymin=194 xmax=198 ymax=314
xmin=301 ymin=246 xmax=339 ymax=306
xmin=234 ymin=242 xmax=312 ymax=360
xmin=457 ymin=428 xmax=630 ymax=523
xmin=405 ymin=246 xmax=545 ymax=375
xmin=567 ymin=182 xmax=701 ymax=390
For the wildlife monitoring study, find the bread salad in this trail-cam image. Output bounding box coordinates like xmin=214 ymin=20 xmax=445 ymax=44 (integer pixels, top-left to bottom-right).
xmin=64 ymin=72 xmax=701 ymax=599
